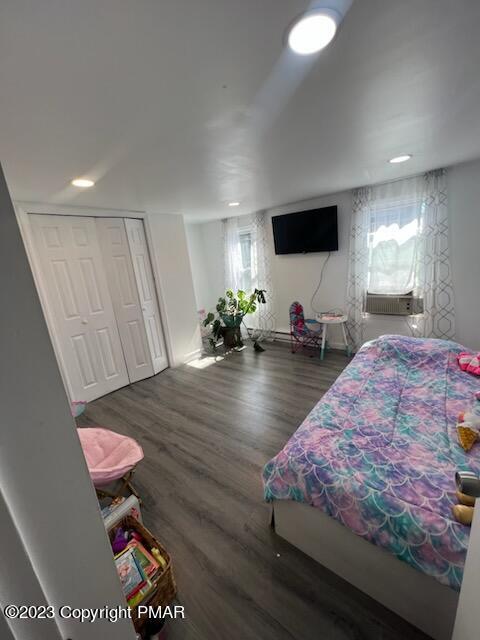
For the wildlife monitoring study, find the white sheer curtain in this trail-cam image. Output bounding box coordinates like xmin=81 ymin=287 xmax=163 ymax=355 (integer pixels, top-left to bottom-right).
xmin=414 ymin=169 xmax=455 ymax=340
xmin=346 ymin=187 xmax=371 ymax=350
xmin=223 ymin=212 xmax=276 ymax=340
xmin=346 ymin=170 xmax=455 ymax=350
xmin=250 ymin=212 xmax=276 ymax=339
xmin=223 ymin=216 xmax=243 ymax=293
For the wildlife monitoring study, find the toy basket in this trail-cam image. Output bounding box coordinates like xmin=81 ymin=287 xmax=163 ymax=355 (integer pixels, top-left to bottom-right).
xmin=110 ymin=515 xmax=176 ymax=632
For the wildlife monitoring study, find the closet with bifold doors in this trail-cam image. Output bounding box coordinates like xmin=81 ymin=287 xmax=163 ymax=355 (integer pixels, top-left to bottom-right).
xmin=29 ymin=214 xmax=168 ymax=403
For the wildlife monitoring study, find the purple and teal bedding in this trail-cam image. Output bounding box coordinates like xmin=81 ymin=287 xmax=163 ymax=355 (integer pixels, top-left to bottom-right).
xmin=263 ymin=335 xmax=480 ymax=590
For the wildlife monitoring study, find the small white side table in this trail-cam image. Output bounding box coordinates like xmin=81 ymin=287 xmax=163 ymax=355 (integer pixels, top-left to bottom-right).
xmin=315 ymin=314 xmax=351 ymax=360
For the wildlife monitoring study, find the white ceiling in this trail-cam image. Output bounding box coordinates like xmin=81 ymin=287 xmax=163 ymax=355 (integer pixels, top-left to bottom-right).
xmin=1 ymin=0 xmax=480 ymax=222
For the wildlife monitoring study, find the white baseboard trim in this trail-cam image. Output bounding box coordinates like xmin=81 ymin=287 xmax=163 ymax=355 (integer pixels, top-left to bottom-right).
xmin=191 ymin=332 xmax=347 ymax=356
xmin=180 ymin=348 xmax=203 ymax=365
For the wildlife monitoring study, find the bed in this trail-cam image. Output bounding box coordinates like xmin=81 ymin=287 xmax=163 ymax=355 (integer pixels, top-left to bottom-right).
xmin=263 ymin=335 xmax=480 ymax=640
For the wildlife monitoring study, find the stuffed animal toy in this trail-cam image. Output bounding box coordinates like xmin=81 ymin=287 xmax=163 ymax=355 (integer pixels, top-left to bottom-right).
xmin=452 ymin=490 xmax=476 ymax=525
xmin=456 ymin=391 xmax=480 ymax=451
xmin=111 ymin=527 xmax=129 ymax=554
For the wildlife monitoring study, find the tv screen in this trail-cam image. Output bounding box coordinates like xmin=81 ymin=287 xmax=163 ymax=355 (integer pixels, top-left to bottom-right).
xmin=272 ymin=206 xmax=338 ymax=254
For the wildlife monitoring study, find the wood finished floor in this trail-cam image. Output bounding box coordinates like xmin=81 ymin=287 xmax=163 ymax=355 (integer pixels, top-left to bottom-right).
xmin=78 ymin=341 xmax=428 ymax=640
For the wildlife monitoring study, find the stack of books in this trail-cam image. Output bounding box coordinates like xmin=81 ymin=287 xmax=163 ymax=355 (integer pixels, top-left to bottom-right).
xmin=114 ymin=540 xmax=162 ymax=607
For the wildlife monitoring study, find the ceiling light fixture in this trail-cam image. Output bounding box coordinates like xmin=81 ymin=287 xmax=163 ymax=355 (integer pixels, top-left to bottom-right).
xmin=389 ymin=155 xmax=412 ymax=164
xmin=228 ymin=201 xmax=240 ymax=207
xmin=287 ymin=9 xmax=340 ymax=55
xmin=71 ymin=178 xmax=95 ymax=188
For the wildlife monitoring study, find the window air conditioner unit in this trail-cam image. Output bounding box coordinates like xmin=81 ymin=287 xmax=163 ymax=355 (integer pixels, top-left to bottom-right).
xmin=364 ymin=292 xmax=423 ymax=316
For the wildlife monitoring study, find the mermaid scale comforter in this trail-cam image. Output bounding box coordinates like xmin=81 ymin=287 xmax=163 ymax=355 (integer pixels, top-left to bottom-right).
xmin=263 ymin=335 xmax=480 ymax=590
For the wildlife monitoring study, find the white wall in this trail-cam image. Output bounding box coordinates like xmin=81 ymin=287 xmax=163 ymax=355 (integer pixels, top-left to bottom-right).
xmin=185 ymin=223 xmax=209 ymax=310
xmin=265 ymin=192 xmax=352 ymax=345
xmin=0 ymin=166 xmax=136 ymax=640
xmin=0 ymin=612 xmax=15 ymax=640
xmin=0 ymin=491 xmax=61 ymax=639
xmin=187 ymin=195 xmax=352 ymax=346
xmin=186 ymin=157 xmax=480 ymax=351
xmin=147 ymin=213 xmax=201 ymax=364
xmin=187 ymin=191 xmax=392 ymax=347
xmin=185 ymin=220 xmax=224 ymax=313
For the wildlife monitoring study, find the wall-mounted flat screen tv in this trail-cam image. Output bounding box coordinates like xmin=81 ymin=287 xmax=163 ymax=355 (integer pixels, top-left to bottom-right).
xmin=272 ymin=206 xmax=338 ymax=254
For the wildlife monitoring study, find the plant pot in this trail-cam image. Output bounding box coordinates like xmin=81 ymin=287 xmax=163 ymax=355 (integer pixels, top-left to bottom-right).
xmin=221 ymin=325 xmax=243 ymax=349
xmin=220 ymin=313 xmax=243 ymax=328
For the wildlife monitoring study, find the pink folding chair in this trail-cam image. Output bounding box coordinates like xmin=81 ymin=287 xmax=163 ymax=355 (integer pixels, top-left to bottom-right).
xmin=77 ymin=427 xmax=144 ymax=502
xmin=289 ymin=301 xmax=323 ymax=354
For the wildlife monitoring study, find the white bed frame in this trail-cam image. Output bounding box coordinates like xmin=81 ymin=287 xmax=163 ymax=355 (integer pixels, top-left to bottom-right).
xmin=273 ymin=500 xmax=458 ymax=640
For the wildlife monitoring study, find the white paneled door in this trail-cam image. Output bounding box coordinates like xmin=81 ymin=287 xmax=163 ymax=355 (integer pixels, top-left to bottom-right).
xmin=30 ymin=215 xmax=130 ymax=402
xmin=96 ymin=218 xmax=155 ymax=383
xmin=125 ymin=219 xmax=168 ymax=374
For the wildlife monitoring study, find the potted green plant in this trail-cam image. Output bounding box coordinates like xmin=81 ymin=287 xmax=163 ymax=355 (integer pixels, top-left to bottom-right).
xmin=203 ymin=288 xmax=267 ymax=351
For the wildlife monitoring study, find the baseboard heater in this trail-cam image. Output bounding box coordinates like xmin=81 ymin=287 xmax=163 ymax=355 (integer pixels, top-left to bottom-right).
xmin=364 ymin=293 xmax=423 ymax=316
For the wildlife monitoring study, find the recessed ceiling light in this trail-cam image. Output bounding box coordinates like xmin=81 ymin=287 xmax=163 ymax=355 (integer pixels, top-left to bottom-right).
xmin=389 ymin=155 xmax=412 ymax=164
xmin=288 ymin=10 xmax=339 ymax=55
xmin=71 ymin=178 xmax=95 ymax=188
xmin=228 ymin=201 xmax=240 ymax=207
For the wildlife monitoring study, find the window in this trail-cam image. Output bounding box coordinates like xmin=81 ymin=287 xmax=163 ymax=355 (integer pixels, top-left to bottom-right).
xmin=367 ymin=200 xmax=422 ymax=295
xmin=238 ymin=229 xmax=252 ymax=292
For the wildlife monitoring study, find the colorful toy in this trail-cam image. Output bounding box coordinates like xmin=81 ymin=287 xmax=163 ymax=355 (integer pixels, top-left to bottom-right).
xmin=458 ymin=352 xmax=480 ymax=376
xmin=130 ymin=530 xmax=142 ymax=542
xmin=70 ymin=400 xmax=87 ymax=417
xmin=151 ymin=547 xmax=167 ymax=569
xmin=112 ymin=527 xmax=130 ymax=554
xmin=452 ymin=494 xmax=475 ymax=525
xmin=456 ymin=391 xmax=480 ymax=451
xmin=457 ymin=425 xmax=479 ymax=452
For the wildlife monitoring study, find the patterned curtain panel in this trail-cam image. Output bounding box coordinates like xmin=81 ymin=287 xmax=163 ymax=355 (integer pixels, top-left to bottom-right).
xmin=413 ymin=169 xmax=455 ymax=340
xmin=223 ymin=212 xmax=276 ymax=340
xmin=346 ymin=170 xmax=455 ymax=351
xmin=250 ymin=211 xmax=276 ymax=340
xmin=223 ymin=216 xmax=243 ymax=293
xmin=346 ymin=187 xmax=372 ymax=350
